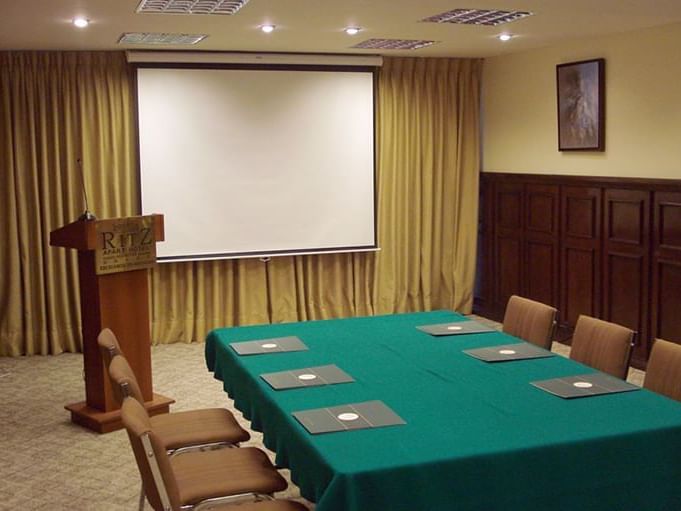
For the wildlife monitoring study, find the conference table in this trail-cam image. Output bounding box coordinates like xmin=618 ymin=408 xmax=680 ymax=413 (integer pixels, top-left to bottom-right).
xmin=205 ymin=311 xmax=681 ymax=511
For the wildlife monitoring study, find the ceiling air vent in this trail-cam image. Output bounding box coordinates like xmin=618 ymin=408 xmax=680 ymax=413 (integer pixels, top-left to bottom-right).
xmin=422 ymin=8 xmax=533 ymax=26
xmin=118 ymin=32 xmax=208 ymax=45
xmin=352 ymin=38 xmax=437 ymax=50
xmin=136 ymin=0 xmax=250 ymax=15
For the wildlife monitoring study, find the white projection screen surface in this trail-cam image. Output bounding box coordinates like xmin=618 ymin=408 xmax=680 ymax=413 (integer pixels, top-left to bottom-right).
xmin=136 ymin=67 xmax=376 ymax=261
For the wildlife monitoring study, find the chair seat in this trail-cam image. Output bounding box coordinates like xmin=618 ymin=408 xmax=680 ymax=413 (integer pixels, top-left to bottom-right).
xmin=212 ymin=500 xmax=308 ymax=511
xmin=173 ymin=446 xmax=288 ymax=506
xmin=151 ymin=408 xmax=250 ymax=450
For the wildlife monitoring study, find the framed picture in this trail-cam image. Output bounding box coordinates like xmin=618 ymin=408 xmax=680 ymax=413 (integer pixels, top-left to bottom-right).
xmin=556 ymin=58 xmax=605 ymax=151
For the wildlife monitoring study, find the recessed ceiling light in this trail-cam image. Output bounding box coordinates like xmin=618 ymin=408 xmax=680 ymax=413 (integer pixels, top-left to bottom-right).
xmin=73 ymin=17 xmax=89 ymax=28
xmin=498 ymin=33 xmax=513 ymax=41
xmin=260 ymin=24 xmax=275 ymax=33
xmin=344 ymin=27 xmax=361 ymax=36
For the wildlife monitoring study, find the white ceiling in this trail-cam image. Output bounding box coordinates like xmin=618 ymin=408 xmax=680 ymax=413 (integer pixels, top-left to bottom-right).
xmin=1 ymin=0 xmax=681 ymax=57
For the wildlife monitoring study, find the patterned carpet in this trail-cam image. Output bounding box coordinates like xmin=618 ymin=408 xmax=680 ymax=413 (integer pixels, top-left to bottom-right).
xmin=0 ymin=316 xmax=644 ymax=511
xmin=0 ymin=342 xmax=311 ymax=511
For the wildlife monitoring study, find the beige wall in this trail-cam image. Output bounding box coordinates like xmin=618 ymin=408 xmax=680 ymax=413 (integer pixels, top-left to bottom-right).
xmin=482 ymin=22 xmax=681 ymax=178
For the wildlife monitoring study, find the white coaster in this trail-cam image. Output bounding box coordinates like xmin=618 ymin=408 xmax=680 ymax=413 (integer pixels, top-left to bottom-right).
xmin=298 ymin=373 xmax=317 ymax=381
xmin=573 ymin=381 xmax=593 ymax=389
xmin=337 ymin=412 xmax=359 ymax=422
xmin=261 ymin=343 xmax=278 ymax=349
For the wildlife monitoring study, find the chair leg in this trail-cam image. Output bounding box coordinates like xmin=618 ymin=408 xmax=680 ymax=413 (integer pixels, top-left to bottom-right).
xmin=138 ymin=482 xmax=146 ymax=511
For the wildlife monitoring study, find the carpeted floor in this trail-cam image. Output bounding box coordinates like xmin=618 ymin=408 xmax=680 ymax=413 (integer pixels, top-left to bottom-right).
xmin=0 ymin=341 xmax=312 ymax=511
xmin=0 ymin=316 xmax=644 ymax=511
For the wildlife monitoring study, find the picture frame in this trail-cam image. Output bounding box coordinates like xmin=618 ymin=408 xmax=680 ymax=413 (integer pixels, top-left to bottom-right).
xmin=556 ymin=58 xmax=605 ymax=151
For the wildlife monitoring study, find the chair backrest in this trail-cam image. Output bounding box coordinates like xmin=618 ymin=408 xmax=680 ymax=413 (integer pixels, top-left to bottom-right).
xmin=644 ymin=338 xmax=681 ymax=402
xmin=502 ymin=295 xmax=557 ymax=349
xmin=97 ymin=328 xmax=123 ymax=368
xmin=569 ymin=315 xmax=635 ymax=380
xmin=108 ymin=354 xmax=145 ymax=405
xmin=121 ymin=397 xmax=181 ymax=511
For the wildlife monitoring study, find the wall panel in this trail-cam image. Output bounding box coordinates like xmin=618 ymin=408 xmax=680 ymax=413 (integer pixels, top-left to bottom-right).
xmin=477 ymin=173 xmax=681 ymax=368
xmin=493 ymin=182 xmax=524 ymax=314
xmin=603 ymin=189 xmax=649 ymax=365
xmin=652 ymin=192 xmax=681 ymax=348
xmin=474 ymin=179 xmax=494 ymax=313
xmin=525 ymin=184 xmax=560 ymax=308
xmin=561 ymin=186 xmax=601 ymax=324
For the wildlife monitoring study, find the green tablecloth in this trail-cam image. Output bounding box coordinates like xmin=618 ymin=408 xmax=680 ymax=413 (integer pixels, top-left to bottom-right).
xmin=205 ymin=311 xmax=681 ymax=511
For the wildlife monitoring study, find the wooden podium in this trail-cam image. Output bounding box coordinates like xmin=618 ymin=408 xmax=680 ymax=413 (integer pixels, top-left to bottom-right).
xmin=50 ymin=214 xmax=174 ymax=433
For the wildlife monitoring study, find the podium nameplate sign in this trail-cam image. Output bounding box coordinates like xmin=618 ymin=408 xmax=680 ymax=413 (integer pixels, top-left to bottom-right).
xmin=95 ymin=216 xmax=157 ymax=275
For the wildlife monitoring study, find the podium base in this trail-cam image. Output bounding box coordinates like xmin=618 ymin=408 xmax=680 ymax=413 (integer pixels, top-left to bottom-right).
xmin=65 ymin=393 xmax=175 ymax=433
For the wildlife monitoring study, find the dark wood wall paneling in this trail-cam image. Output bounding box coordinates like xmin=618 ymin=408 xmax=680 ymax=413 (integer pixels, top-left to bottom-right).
xmin=493 ymin=182 xmax=524 ymax=314
xmin=602 ymin=189 xmax=649 ymax=364
xmin=652 ymin=192 xmax=681 ymax=349
xmin=561 ymin=186 xmax=601 ymax=327
xmin=474 ymin=173 xmax=681 ymax=368
xmin=474 ymin=183 xmax=494 ymax=314
xmin=525 ymin=184 xmax=560 ymax=309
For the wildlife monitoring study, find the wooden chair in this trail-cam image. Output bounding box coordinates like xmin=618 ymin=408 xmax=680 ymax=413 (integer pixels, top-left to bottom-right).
xmin=569 ymin=315 xmax=635 ymax=380
xmin=108 ymin=353 xmax=250 ymax=454
xmin=120 ymin=397 xmax=304 ymax=511
xmin=97 ymin=327 xmax=123 ymax=368
xmin=98 ymin=328 xmax=250 ymax=451
xmin=644 ymin=338 xmax=681 ymax=402
xmin=502 ymin=295 xmax=557 ymax=349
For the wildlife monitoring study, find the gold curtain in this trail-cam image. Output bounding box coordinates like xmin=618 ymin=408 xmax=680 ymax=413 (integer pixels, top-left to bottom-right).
xmin=374 ymin=58 xmax=482 ymax=314
xmin=0 ymin=52 xmax=482 ymax=355
xmin=150 ymin=254 xmax=376 ymax=344
xmin=0 ymin=52 xmax=137 ymax=355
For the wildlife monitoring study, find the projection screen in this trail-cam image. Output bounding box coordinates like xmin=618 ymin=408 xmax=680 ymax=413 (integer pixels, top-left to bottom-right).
xmin=136 ymin=66 xmax=377 ymax=261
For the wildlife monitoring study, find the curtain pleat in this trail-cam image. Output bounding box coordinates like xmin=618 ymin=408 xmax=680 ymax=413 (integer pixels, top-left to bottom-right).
xmin=374 ymin=58 xmax=482 ymax=315
xmin=149 ymin=253 xmax=376 ymax=344
xmin=1 ymin=51 xmax=481 ymax=355
xmin=0 ymin=52 xmax=136 ymax=355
